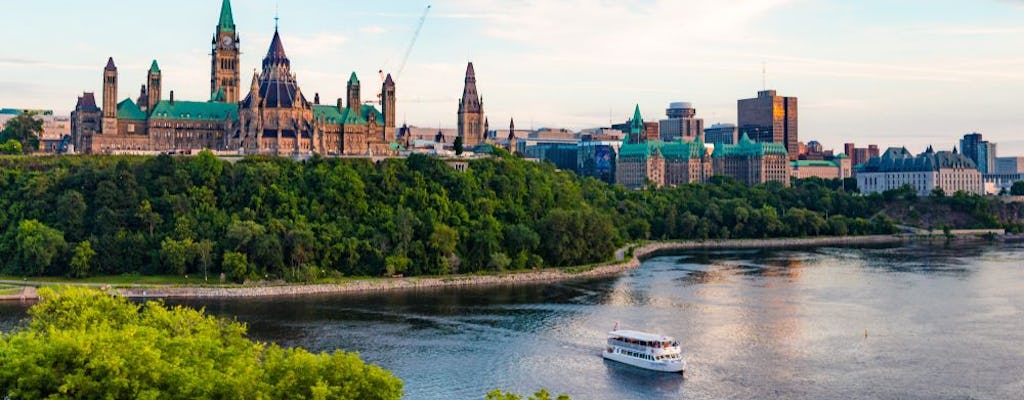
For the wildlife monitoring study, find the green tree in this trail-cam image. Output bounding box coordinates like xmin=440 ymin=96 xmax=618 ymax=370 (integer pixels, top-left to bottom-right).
xmin=222 ymin=251 xmax=249 ymax=283
xmin=1011 ymin=181 xmax=1024 ymax=196
xmin=0 ymin=112 xmax=42 ymax=153
xmin=160 ymin=237 xmax=194 ymax=276
xmin=14 ymin=219 xmax=66 ymax=276
xmin=69 ymin=241 xmax=96 ymax=278
xmin=454 ymin=136 xmax=464 ymax=155
xmin=0 ymin=287 xmax=403 ymax=399
xmin=0 ymin=139 xmax=22 ymax=155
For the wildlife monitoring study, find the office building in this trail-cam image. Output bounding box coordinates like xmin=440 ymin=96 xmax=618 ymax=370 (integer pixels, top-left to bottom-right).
xmin=704 ymin=123 xmax=738 ymax=145
xmin=738 ymin=90 xmax=798 ymax=161
xmin=960 ymin=133 xmax=996 ymax=174
xmin=658 ymin=102 xmax=704 ymax=142
xmin=996 ymin=157 xmax=1024 ymax=174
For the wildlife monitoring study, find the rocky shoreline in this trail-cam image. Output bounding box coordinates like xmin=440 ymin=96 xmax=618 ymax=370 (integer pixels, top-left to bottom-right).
xmin=113 ymin=235 xmax=909 ymax=299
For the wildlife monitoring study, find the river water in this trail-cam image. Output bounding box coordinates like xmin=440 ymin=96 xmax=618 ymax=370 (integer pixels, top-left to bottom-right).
xmin=2 ymin=243 xmax=1023 ymax=399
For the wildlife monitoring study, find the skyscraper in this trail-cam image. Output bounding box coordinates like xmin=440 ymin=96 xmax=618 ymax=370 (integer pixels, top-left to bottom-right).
xmin=458 ymin=62 xmax=485 ymax=147
xmin=738 ymin=90 xmax=798 ymax=161
xmin=960 ymin=133 xmax=996 ymax=174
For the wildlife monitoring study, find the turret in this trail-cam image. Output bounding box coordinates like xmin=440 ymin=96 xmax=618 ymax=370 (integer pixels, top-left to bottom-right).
xmin=147 ymin=60 xmax=161 ymax=114
xmin=382 ymin=73 xmax=396 ymax=129
xmin=347 ymin=72 xmax=361 ymax=110
xmin=101 ymin=57 xmax=118 ymax=134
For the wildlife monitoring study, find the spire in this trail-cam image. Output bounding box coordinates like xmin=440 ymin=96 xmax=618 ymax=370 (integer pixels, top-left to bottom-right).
xmin=105 ymin=57 xmax=117 ymax=71
xmin=629 ymin=105 xmax=643 ymax=132
xmin=149 ymin=60 xmax=160 ymax=74
xmin=459 ymin=62 xmax=481 ymax=113
xmin=263 ymin=30 xmax=290 ymax=68
xmin=349 ymin=72 xmax=359 ymax=85
xmin=384 ymin=73 xmax=395 ymax=86
xmin=218 ymin=0 xmax=235 ymax=32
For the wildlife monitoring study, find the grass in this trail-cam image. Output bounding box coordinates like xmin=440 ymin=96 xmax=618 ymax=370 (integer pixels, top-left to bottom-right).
xmin=0 ymin=274 xmax=228 ymax=287
xmin=0 ymin=285 xmax=23 ymax=296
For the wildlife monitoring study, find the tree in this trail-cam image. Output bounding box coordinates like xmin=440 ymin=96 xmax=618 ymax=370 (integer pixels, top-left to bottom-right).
xmin=1012 ymin=181 xmax=1024 ymax=196
xmin=454 ymin=136 xmax=465 ymax=155
xmin=222 ymin=251 xmax=249 ymax=283
xmin=0 ymin=287 xmax=404 ymax=399
xmin=0 ymin=139 xmax=22 ymax=155
xmin=160 ymin=238 xmax=194 ymax=275
xmin=69 ymin=241 xmax=96 ymax=278
xmin=0 ymin=112 xmax=42 ymax=153
xmin=14 ymin=219 xmax=66 ymax=276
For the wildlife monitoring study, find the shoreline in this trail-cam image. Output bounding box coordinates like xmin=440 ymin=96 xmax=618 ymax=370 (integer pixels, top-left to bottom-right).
xmin=4 ymin=233 xmax=1015 ymax=301
xmin=114 ymin=235 xmax=910 ymax=299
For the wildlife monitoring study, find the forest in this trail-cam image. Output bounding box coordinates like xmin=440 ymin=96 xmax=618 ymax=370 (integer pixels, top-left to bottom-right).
xmin=0 ymin=150 xmax=1005 ymax=281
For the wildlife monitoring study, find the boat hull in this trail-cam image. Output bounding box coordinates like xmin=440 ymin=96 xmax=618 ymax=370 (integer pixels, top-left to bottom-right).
xmin=603 ymin=350 xmax=686 ymax=373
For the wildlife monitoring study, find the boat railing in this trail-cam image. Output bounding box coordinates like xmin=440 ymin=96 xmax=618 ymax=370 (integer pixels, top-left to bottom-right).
xmin=609 ymin=339 xmax=674 ymax=354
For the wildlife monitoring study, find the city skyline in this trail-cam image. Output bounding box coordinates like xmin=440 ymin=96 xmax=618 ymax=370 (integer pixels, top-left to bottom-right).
xmin=2 ymin=0 xmax=1023 ymax=154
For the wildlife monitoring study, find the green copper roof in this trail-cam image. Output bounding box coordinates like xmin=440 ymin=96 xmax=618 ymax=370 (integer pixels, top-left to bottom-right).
xmin=313 ymin=104 xmax=383 ymax=126
xmin=629 ymin=104 xmax=643 ymax=134
xmin=712 ymin=132 xmax=788 ymax=158
xmin=150 ymin=100 xmax=238 ymax=122
xmin=619 ymin=139 xmax=707 ymax=161
xmin=210 ymin=88 xmax=226 ymax=102
xmin=314 ymin=105 xmax=366 ymax=125
xmin=218 ymin=0 xmax=235 ymax=32
xmin=792 ymin=160 xmax=839 ymax=168
xmin=149 ymin=60 xmax=160 ymax=74
xmin=349 ymin=72 xmax=359 ymax=85
xmin=116 ymin=99 xmax=147 ymax=120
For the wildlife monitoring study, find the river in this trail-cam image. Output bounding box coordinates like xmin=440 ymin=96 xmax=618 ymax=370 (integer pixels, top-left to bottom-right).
xmin=2 ymin=243 xmax=1023 ymax=399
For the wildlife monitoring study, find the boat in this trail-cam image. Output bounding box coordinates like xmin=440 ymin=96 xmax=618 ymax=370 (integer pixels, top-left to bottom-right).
xmin=602 ymin=325 xmax=686 ymax=374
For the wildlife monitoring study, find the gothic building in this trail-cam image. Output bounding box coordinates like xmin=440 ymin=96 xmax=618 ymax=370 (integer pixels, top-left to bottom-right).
xmin=458 ymin=62 xmax=486 ymax=147
xmin=71 ymin=0 xmax=397 ymax=156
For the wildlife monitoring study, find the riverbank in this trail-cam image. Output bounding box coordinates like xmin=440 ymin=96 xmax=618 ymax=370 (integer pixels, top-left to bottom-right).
xmin=113 ymin=235 xmax=912 ymax=299
xmin=6 ymin=233 xmax=1016 ymax=301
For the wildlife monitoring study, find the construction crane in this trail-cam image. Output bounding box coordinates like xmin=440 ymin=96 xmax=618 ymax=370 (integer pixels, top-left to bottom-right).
xmin=396 ymin=4 xmax=431 ymax=79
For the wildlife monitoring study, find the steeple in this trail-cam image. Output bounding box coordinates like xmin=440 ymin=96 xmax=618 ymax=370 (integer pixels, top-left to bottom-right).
xmin=458 ymin=62 xmax=485 ymax=147
xmin=218 ymin=0 xmax=235 ymax=32
xmin=629 ymin=105 xmax=644 ymax=143
xmin=382 ymin=73 xmax=396 ymax=132
xmin=105 ymin=57 xmax=117 ymax=71
xmin=263 ymin=30 xmax=290 ymax=69
xmin=149 ymin=60 xmax=160 ymax=74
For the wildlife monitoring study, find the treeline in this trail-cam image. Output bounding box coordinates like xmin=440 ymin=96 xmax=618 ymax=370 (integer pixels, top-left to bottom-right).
xmin=0 ymin=151 xmax=906 ymax=281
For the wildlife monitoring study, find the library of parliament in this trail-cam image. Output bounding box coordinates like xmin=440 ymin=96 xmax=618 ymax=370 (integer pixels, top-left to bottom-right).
xmin=71 ymin=0 xmax=398 ymax=156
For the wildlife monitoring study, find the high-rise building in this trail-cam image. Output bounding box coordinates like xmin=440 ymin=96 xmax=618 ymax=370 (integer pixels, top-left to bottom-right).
xmin=704 ymin=123 xmax=738 ymax=145
xmin=844 ymin=143 xmax=880 ymax=166
xmin=458 ymin=62 xmax=485 ymax=147
xmin=738 ymin=90 xmax=798 ymax=161
xmin=658 ymin=102 xmax=704 ymax=142
xmin=960 ymin=133 xmax=996 ymax=174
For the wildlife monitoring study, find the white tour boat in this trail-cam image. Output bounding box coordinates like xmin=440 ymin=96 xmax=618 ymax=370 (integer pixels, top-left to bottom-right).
xmin=602 ymin=326 xmax=686 ymax=374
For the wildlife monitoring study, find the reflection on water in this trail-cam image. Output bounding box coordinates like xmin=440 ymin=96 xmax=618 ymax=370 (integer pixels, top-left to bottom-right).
xmin=1 ymin=242 xmax=1023 ymax=399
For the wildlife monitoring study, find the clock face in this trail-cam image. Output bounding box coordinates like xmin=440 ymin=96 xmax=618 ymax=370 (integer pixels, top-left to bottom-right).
xmin=222 ymin=36 xmax=233 ymax=48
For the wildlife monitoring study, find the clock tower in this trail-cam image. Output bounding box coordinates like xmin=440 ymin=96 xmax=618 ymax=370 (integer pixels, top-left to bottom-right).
xmin=211 ymin=0 xmax=240 ymax=103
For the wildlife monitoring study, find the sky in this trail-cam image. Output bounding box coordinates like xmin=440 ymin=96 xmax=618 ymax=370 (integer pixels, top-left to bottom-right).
xmin=2 ymin=0 xmax=1023 ymax=155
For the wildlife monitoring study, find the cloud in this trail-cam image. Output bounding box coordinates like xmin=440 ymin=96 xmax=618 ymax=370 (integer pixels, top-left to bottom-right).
xmin=360 ymin=25 xmax=388 ymax=35
xmin=276 ymin=33 xmax=350 ymax=57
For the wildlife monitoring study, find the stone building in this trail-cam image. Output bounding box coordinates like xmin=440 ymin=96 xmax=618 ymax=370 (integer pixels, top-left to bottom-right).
xmin=71 ymin=0 xmax=396 ymax=156
xmin=458 ymin=62 xmax=486 ymax=147
xmin=711 ymin=133 xmax=791 ymax=186
xmin=855 ymin=146 xmax=983 ymax=196
xmin=615 ymin=106 xmax=712 ymax=189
